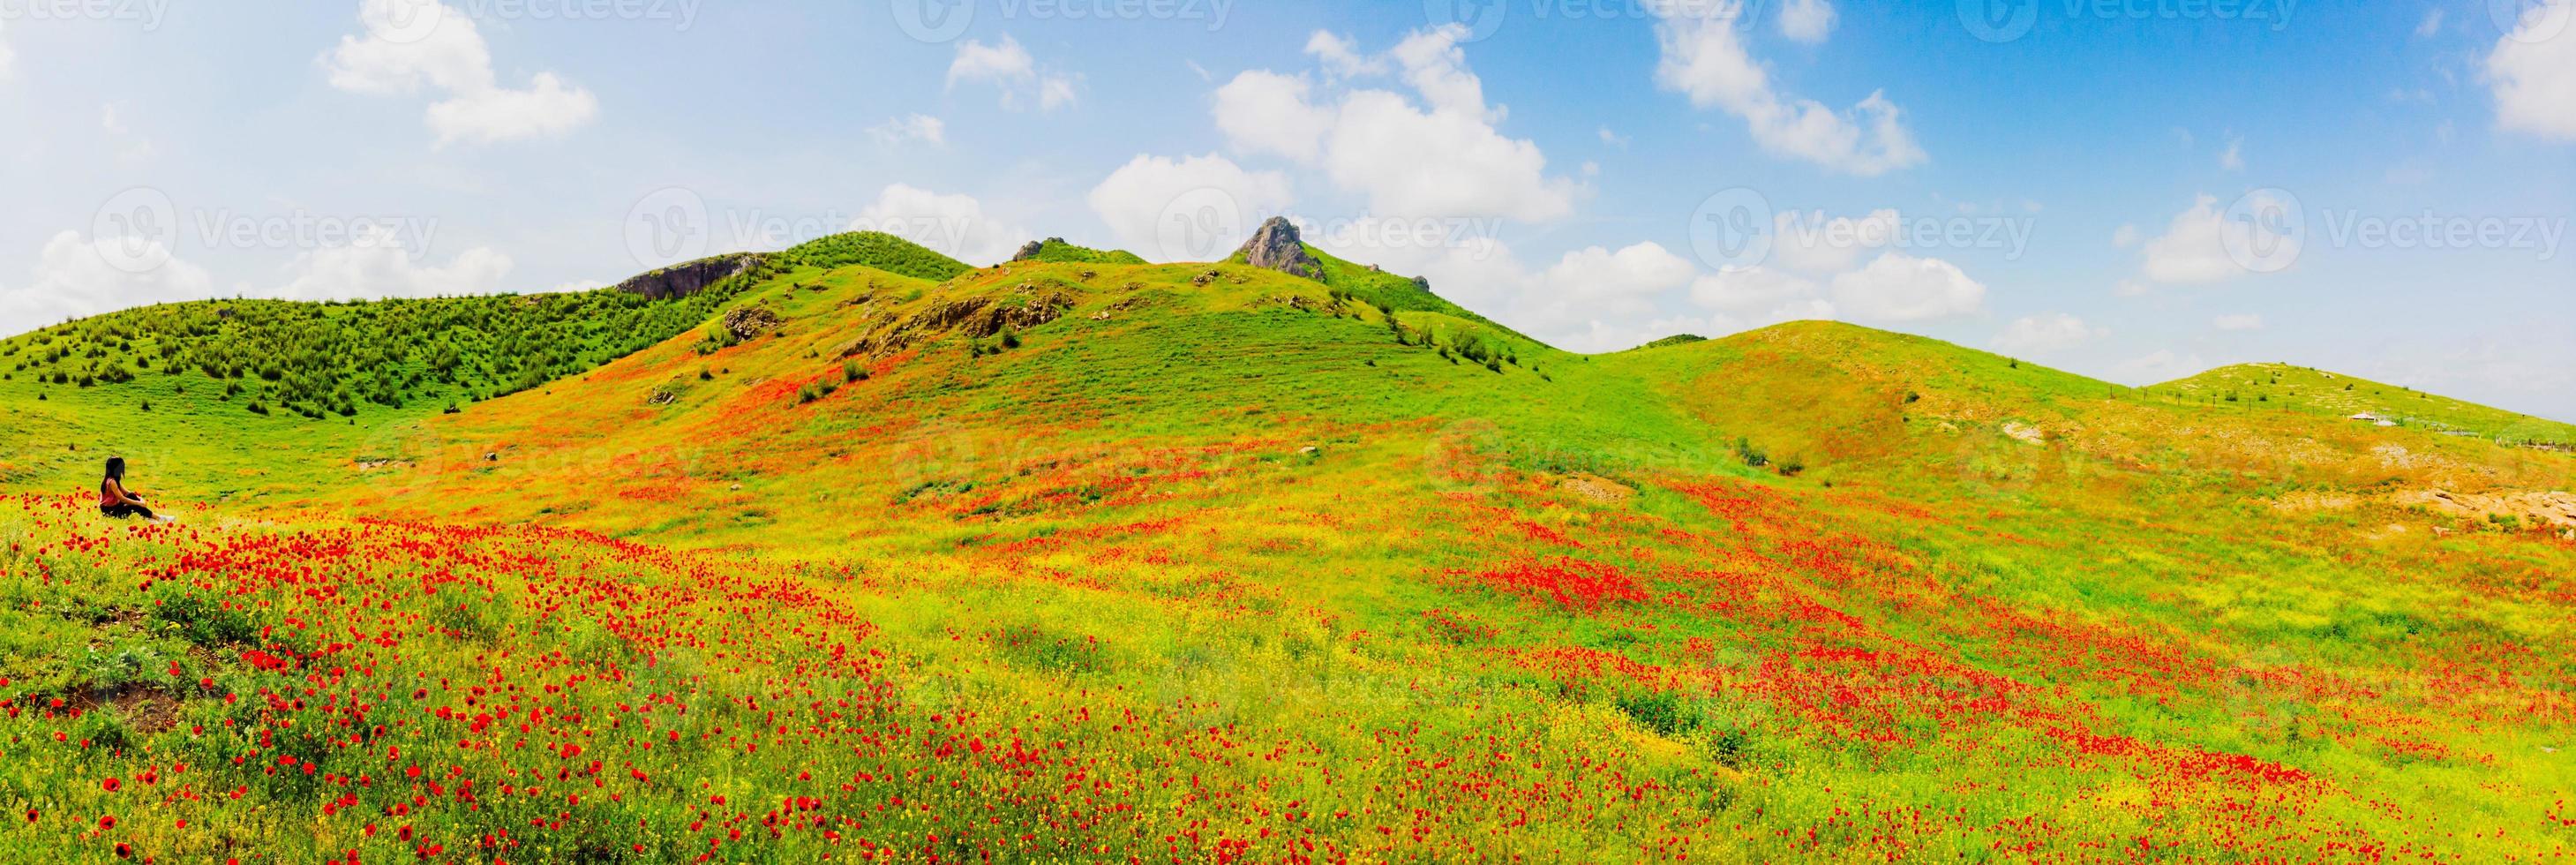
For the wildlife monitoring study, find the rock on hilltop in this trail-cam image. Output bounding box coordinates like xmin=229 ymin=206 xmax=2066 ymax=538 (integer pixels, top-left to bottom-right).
xmin=1234 ymin=217 xmax=1324 ymax=281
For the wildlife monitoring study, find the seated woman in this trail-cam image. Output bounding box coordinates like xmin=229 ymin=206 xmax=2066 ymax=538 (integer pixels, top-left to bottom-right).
xmin=100 ymin=457 xmax=172 ymax=523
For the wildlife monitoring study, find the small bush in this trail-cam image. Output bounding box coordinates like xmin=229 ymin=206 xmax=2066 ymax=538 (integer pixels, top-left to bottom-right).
xmin=1734 ymin=437 xmax=1768 ymax=468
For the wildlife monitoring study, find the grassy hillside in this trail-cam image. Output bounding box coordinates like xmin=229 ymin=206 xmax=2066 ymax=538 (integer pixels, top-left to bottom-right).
xmin=772 ymin=230 xmax=973 ymax=279
xmin=1014 ymin=237 xmax=1148 ymax=265
xmin=2164 ymin=362 xmax=2576 ymax=447
xmin=2 ymin=233 xmax=2573 ymax=861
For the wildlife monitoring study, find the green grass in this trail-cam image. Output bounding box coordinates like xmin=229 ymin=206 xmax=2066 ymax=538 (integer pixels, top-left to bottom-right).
xmin=771 ymin=230 xmax=973 ymax=280
xmin=2163 ymin=362 xmax=2576 ymax=446
xmin=1012 ymin=238 xmax=1147 ymax=266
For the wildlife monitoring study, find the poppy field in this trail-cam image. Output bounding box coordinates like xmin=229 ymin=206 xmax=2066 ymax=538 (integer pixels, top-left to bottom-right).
xmin=2 ymin=233 xmax=2573 ymax=861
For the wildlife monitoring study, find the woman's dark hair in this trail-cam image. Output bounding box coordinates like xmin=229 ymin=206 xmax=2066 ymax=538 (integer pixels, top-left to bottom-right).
xmin=104 ymin=457 xmax=125 ymax=482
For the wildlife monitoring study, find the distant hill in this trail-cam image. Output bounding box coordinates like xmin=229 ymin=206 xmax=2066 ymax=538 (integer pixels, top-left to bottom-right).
xmin=1010 ymin=237 xmax=1148 ymax=266
xmin=772 ymin=230 xmax=973 ymax=280
xmin=0 ymin=231 xmax=954 ymax=493
xmin=2160 ymin=363 xmax=2576 ymax=446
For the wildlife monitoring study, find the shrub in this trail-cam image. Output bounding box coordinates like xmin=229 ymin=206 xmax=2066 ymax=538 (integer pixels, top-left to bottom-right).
xmin=1613 ymin=690 xmax=1701 ymax=737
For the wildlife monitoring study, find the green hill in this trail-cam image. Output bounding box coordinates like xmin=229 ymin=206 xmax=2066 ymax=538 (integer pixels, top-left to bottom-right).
xmin=2162 ymin=362 xmax=2576 ymax=446
xmin=1010 ymin=237 xmax=1148 ymax=265
xmin=1 ymin=232 xmax=2572 ymax=861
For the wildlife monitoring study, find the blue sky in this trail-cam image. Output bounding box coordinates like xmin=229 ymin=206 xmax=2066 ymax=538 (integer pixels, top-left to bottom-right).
xmin=3 ymin=0 xmax=2572 ymax=418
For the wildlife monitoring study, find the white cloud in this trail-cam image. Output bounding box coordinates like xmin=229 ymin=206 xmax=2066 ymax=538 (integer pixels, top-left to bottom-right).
xmin=948 ymin=34 xmax=1033 ymax=83
xmin=2214 ymin=312 xmax=2264 ymax=330
xmin=1648 ymin=0 xmax=1924 ymax=176
xmin=1991 ymin=312 xmax=2106 ymax=355
xmin=2136 ymin=192 xmax=2299 ymax=285
xmin=1542 ymin=243 xmax=1696 ymax=299
xmin=2416 ymin=8 xmax=2444 ymax=38
xmin=2488 ymin=0 xmax=2576 ymax=140
xmin=2111 ymin=349 xmax=2210 ymax=384
xmin=1599 ymin=126 xmax=1630 ymax=147
xmin=1827 ymin=252 xmax=1986 ymax=322
xmin=1305 ymin=31 xmax=1386 ymax=79
xmin=424 ymin=73 xmax=598 ymax=147
xmin=272 ymin=227 xmax=513 ymax=301
xmin=2219 ymin=135 xmax=2244 ymax=170
xmin=1388 ymin=26 xmax=1497 ymax=121
xmin=1085 ymin=153 xmax=1296 ymax=261
xmin=1 ymin=231 xmax=217 ymax=336
xmin=1689 ymin=266 xmax=1823 ymax=315
xmin=1326 ymin=88 xmax=1579 ymax=221
xmin=324 ymin=0 xmax=597 ymax=146
xmin=1778 ymin=0 xmax=1836 ymax=44
xmin=1770 ymin=208 xmax=1900 ymax=274
xmin=867 ymin=114 xmax=947 ymax=147
xmin=947 ymin=34 xmax=1079 ymax=112
xmin=1213 ymin=71 xmax=1332 ymax=162
xmin=2140 ymin=196 xmax=2239 ymax=282
xmin=2112 ymin=223 xmax=2141 ymax=248
xmin=1217 ymin=26 xmax=1581 ymax=222
xmin=851 ymin=184 xmax=1034 ymax=267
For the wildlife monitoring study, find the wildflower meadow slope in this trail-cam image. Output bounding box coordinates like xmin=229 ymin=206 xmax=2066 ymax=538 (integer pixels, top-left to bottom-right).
xmin=1 ymin=232 xmax=2572 ymax=862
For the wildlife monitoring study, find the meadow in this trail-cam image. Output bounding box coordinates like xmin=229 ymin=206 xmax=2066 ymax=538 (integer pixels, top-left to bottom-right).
xmin=1 ymin=232 xmax=2572 ymax=861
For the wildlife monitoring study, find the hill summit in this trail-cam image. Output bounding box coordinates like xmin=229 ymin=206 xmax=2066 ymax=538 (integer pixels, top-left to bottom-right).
xmin=1235 ymin=216 xmax=1326 ymax=280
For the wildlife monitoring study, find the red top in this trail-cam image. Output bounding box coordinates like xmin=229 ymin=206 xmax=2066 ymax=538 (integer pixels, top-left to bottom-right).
xmin=100 ymin=478 xmax=122 ymax=508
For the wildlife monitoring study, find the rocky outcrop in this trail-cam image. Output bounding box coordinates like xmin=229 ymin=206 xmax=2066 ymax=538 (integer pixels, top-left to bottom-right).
xmin=1233 ymin=217 xmax=1324 ymax=281
xmin=615 ymin=252 xmax=766 ymax=301
xmin=720 ymin=305 xmax=783 ymax=342
xmin=1010 ymin=239 xmax=1058 ymax=262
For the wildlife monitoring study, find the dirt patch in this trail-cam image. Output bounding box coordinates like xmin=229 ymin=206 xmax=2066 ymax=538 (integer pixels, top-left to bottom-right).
xmin=2274 ymin=488 xmax=2576 ymax=530
xmin=2404 ymin=489 xmax=2576 ymax=528
xmin=1557 ymin=473 xmax=1635 ymax=505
